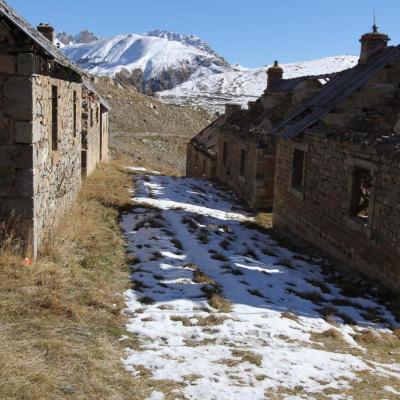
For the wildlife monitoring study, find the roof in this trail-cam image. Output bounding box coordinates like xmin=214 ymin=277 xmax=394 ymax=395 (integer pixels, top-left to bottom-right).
xmin=0 ymin=0 xmax=86 ymax=77
xmin=270 ymin=46 xmax=400 ymax=139
xmin=83 ymin=79 xmax=112 ymax=111
xmin=269 ymin=73 xmax=336 ymax=93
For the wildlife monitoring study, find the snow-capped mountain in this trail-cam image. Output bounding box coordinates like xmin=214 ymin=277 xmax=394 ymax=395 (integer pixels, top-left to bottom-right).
xmin=146 ymin=30 xmax=224 ymax=60
xmin=62 ymin=32 xmax=230 ymax=94
xmin=158 ymin=55 xmax=359 ymax=113
xmin=61 ymin=30 xmax=358 ymax=112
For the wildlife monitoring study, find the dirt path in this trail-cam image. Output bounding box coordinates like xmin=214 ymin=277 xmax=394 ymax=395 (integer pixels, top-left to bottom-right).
xmin=121 ymin=170 xmax=400 ymax=400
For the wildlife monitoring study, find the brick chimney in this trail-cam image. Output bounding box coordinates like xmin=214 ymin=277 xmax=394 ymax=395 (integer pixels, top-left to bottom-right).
xmin=267 ymin=60 xmax=283 ymax=92
xmin=37 ymin=23 xmax=55 ymax=42
xmin=359 ymin=24 xmax=390 ymax=64
xmin=225 ymin=104 xmax=241 ymax=123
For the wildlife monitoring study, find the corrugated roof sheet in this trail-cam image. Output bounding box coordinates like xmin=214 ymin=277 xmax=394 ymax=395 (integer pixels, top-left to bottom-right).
xmin=270 ymin=46 xmax=400 ymax=139
xmin=0 ymin=0 xmax=86 ymax=77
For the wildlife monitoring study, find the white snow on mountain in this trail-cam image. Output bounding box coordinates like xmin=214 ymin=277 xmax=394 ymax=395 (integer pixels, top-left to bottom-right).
xmin=61 ymin=30 xmax=358 ymax=112
xmin=62 ymin=33 xmax=229 ymax=90
xmin=157 ymin=55 xmax=359 ymax=113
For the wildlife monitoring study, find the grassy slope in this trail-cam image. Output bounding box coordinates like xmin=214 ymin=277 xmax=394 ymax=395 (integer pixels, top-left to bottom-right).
xmin=94 ymin=78 xmax=215 ymax=175
xmin=0 ymin=163 xmax=180 ymax=400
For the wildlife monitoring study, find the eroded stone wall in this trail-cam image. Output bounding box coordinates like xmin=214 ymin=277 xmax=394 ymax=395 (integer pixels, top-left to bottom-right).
xmin=273 ymin=135 xmax=400 ymax=290
xmin=216 ymin=132 xmax=276 ymax=209
xmin=0 ymin=56 xmax=34 ymax=242
xmin=186 ymin=143 xmax=216 ymax=179
xmin=32 ymin=76 xmax=82 ymax=256
xmin=82 ymin=88 xmax=101 ymax=176
xmin=100 ymin=109 xmax=109 ymax=162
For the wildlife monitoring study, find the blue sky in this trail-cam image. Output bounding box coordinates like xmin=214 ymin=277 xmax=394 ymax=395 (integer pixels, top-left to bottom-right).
xmin=7 ymin=0 xmax=400 ymax=67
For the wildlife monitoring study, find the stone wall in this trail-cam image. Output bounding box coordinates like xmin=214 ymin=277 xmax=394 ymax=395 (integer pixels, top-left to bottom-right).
xmin=100 ymin=108 xmax=109 ymax=162
xmin=216 ymin=132 xmax=276 ymax=209
xmin=32 ymin=75 xmax=82 ymax=256
xmin=0 ymin=67 xmax=34 ymax=240
xmin=186 ymin=143 xmax=216 ymax=179
xmin=0 ymin=46 xmax=38 ymax=242
xmin=273 ymin=135 xmax=400 ymax=290
xmin=82 ymin=88 xmax=101 ymax=176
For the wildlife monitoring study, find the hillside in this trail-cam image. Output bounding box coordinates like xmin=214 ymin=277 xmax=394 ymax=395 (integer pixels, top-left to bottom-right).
xmin=63 ymin=33 xmax=229 ymax=94
xmin=61 ymin=30 xmax=358 ymax=112
xmin=158 ymin=55 xmax=359 ymax=112
xmin=93 ymin=78 xmax=214 ymax=174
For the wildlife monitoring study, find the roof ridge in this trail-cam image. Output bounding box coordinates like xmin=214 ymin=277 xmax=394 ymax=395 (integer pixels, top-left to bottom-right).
xmin=271 ymin=46 xmax=400 ymax=139
xmin=0 ymin=0 xmax=87 ymax=77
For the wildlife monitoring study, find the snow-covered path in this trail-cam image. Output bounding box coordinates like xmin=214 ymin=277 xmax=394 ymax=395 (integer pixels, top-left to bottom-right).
xmin=122 ymin=172 xmax=400 ymax=400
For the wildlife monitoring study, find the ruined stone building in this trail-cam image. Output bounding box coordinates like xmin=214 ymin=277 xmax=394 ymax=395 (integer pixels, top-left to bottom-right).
xmin=81 ymin=80 xmax=111 ymax=177
xmin=188 ymin=62 xmax=333 ymax=209
xmin=0 ymin=1 xmax=110 ymax=256
xmin=271 ymin=26 xmax=400 ymax=290
xmin=188 ymin=25 xmax=400 ymax=290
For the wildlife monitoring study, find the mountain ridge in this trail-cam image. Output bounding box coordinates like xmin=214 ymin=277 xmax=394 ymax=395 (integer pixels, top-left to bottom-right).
xmin=60 ymin=29 xmax=358 ymax=112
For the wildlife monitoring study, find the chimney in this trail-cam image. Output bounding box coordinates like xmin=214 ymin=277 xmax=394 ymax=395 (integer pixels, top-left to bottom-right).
xmin=37 ymin=23 xmax=55 ymax=42
xmin=359 ymin=24 xmax=390 ymax=64
xmin=225 ymin=104 xmax=241 ymax=123
xmin=267 ymin=60 xmax=283 ymax=92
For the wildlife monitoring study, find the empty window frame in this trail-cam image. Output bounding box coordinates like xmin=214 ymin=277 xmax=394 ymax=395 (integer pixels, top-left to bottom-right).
xmin=73 ymin=90 xmax=77 ymax=137
xmin=51 ymin=85 xmax=58 ymax=151
xmin=349 ymin=166 xmax=372 ymax=224
xmin=239 ymin=149 xmax=246 ymax=176
xmin=291 ymin=149 xmax=305 ymax=191
xmin=223 ymin=141 xmax=228 ymax=165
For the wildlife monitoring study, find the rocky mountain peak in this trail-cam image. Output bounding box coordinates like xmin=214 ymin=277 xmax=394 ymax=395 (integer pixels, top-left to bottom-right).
xmin=146 ymin=29 xmax=223 ymax=60
xmin=56 ymin=29 xmax=100 ymax=45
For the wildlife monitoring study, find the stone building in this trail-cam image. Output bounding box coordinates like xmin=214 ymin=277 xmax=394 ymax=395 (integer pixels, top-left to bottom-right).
xmin=188 ymin=62 xmax=332 ymax=208
xmin=0 ymin=1 xmax=110 ymax=256
xmin=81 ymin=80 xmax=110 ymax=177
xmin=186 ymin=116 xmax=224 ymax=179
xmin=271 ymin=25 xmax=400 ymax=290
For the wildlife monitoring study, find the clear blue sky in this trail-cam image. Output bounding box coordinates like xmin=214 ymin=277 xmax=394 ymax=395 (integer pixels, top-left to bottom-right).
xmin=7 ymin=0 xmax=400 ymax=67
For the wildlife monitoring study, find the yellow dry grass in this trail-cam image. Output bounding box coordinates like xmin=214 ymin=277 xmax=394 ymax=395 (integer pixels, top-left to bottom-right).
xmin=0 ymin=161 xmax=181 ymax=400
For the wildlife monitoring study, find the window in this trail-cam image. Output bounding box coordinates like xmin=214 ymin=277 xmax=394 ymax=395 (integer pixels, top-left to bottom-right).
xmin=73 ymin=91 xmax=77 ymax=137
xmin=223 ymin=141 xmax=228 ymax=165
xmin=97 ymin=107 xmax=99 ymax=123
xmin=239 ymin=149 xmax=246 ymax=176
xmin=51 ymin=85 xmax=58 ymax=151
xmin=291 ymin=149 xmax=305 ymax=191
xmin=90 ymin=108 xmax=94 ymax=128
xmin=350 ymin=167 xmax=372 ymax=224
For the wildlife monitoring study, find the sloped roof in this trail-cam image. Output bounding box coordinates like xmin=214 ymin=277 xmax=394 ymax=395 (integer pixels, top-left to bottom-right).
xmin=271 ymin=73 xmax=334 ymax=93
xmin=0 ymin=0 xmax=86 ymax=77
xmin=270 ymin=46 xmax=400 ymax=139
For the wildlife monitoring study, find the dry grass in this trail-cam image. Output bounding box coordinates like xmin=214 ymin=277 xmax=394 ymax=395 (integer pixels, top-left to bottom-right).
xmin=0 ymin=161 xmax=182 ymax=400
xmin=281 ymin=311 xmax=299 ymax=322
xmin=231 ymin=350 xmax=263 ymax=367
xmin=295 ymin=290 xmax=324 ymax=304
xmin=208 ymin=293 xmax=232 ymax=313
xmin=240 ymin=213 xmax=273 ymax=234
xmin=170 ymin=315 xmax=227 ymax=327
xmin=191 ymin=265 xmax=232 ymax=313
